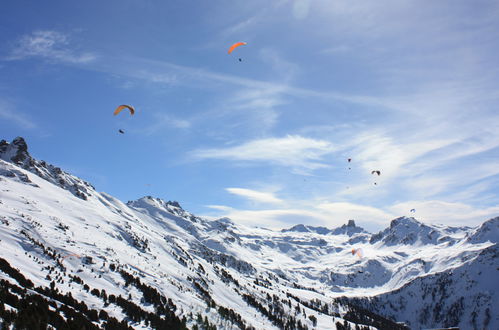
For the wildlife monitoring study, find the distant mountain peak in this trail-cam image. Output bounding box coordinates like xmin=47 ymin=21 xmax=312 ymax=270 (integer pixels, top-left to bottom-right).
xmin=371 ymin=216 xmax=444 ymax=246
xmin=281 ymin=220 xmax=367 ymax=236
xmin=390 ymin=216 xmax=420 ymax=228
xmin=282 ymin=224 xmax=310 ymax=233
xmin=467 ymin=216 xmax=499 ymax=244
xmin=331 ymin=219 xmax=367 ymax=236
xmin=281 ymin=224 xmax=332 ymax=235
xmin=130 ymin=196 xmax=183 ymax=210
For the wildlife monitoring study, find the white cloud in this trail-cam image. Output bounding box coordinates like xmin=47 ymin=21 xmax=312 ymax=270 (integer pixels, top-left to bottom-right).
xmin=227 ymin=87 xmax=285 ymax=130
xmin=191 ymin=135 xmax=334 ymax=171
xmin=8 ymin=30 xmax=96 ymax=64
xmin=389 ymin=200 xmax=499 ymax=227
xmin=204 ymin=205 xmax=325 ymax=229
xmin=317 ymin=202 xmax=394 ymax=225
xmin=226 ymin=187 xmax=283 ymax=204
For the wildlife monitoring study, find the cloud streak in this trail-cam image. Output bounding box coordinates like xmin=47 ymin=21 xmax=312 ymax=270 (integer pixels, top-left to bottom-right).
xmin=7 ymin=30 xmax=96 ymax=64
xmin=226 ymin=187 xmax=283 ymax=204
xmin=191 ymin=135 xmax=334 ymax=171
xmin=0 ymin=100 xmax=37 ymax=129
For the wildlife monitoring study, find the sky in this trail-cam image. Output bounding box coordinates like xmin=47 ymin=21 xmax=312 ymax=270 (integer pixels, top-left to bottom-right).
xmin=1 ymin=0 xmax=498 ymax=232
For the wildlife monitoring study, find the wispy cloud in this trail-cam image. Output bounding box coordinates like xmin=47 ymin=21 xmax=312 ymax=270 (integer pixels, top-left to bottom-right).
xmin=140 ymin=113 xmax=191 ymax=135
xmin=204 ymin=204 xmax=324 ymax=229
xmin=0 ymin=100 xmax=37 ymax=129
xmin=7 ymin=30 xmax=96 ymax=64
xmin=317 ymin=202 xmax=394 ymax=225
xmin=191 ymin=135 xmax=334 ymax=172
xmin=226 ymin=187 xmax=283 ymax=204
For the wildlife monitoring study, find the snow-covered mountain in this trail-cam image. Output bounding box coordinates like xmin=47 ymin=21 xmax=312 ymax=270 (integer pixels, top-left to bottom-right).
xmin=0 ymin=137 xmax=497 ymax=329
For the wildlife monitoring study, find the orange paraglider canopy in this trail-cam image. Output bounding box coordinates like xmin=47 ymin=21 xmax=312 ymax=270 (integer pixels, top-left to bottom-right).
xmin=228 ymin=42 xmax=247 ymax=54
xmin=351 ymin=248 xmax=363 ymax=258
xmin=113 ymin=105 xmax=135 ymax=116
xmin=62 ymin=253 xmax=81 ymax=262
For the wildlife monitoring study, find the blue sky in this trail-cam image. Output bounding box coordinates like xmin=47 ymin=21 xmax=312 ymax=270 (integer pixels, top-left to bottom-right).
xmin=1 ymin=0 xmax=498 ymax=231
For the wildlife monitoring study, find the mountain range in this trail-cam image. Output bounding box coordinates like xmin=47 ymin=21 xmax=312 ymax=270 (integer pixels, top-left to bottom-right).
xmin=0 ymin=137 xmax=497 ymax=329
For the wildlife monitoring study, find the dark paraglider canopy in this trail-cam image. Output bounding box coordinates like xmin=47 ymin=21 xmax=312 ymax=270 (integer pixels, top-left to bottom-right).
xmin=118 ymin=129 xmax=125 ymax=134
xmin=371 ymin=170 xmax=381 ymax=176
xmin=348 ymin=158 xmax=352 ymax=162
xmin=410 ymin=209 xmax=416 ymax=213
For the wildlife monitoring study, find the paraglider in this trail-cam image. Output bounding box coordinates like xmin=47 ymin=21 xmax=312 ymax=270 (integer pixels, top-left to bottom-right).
xmin=371 ymin=170 xmax=381 ymax=185
xmin=228 ymin=42 xmax=247 ymax=54
xmin=410 ymin=209 xmax=416 ymax=213
xmin=113 ymin=105 xmax=135 ymax=116
xmin=118 ymin=129 xmax=125 ymax=134
xmin=62 ymin=253 xmax=81 ymax=263
xmin=351 ymin=248 xmax=363 ymax=258
xmin=348 ymin=158 xmax=352 ymax=170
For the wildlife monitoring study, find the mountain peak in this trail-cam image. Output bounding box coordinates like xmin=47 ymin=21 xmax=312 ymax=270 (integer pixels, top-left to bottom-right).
xmin=1 ymin=136 xmax=94 ymax=200
xmin=467 ymin=216 xmax=499 ymax=244
xmin=390 ymin=216 xmax=420 ymax=228
xmin=130 ymin=196 xmax=183 ymax=210
xmin=371 ymin=216 xmax=444 ymax=246
xmin=331 ymin=219 xmax=367 ymax=236
xmin=282 ymin=224 xmax=311 ymax=233
xmin=0 ymin=136 xmax=32 ymax=166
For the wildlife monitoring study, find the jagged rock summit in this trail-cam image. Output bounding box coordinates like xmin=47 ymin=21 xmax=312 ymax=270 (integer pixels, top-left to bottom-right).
xmin=0 ymin=136 xmax=30 ymax=166
xmin=281 ymin=219 xmax=367 ymax=236
xmin=0 ymin=136 xmax=93 ymax=200
xmin=331 ymin=219 xmax=367 ymax=236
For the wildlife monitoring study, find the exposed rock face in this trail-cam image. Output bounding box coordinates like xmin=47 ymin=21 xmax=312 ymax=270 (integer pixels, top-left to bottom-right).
xmin=0 ymin=137 xmax=31 ymax=166
xmin=331 ymin=219 xmax=367 ymax=236
xmin=281 ymin=220 xmax=368 ymax=237
xmin=0 ymin=137 xmax=93 ymax=200
xmin=370 ymin=217 xmax=444 ymax=246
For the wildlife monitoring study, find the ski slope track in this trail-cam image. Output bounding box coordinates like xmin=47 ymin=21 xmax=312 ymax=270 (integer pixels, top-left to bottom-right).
xmin=0 ymin=137 xmax=497 ymax=329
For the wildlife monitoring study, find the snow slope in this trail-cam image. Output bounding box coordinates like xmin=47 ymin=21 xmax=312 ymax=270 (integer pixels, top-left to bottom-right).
xmin=0 ymin=137 xmax=497 ymax=329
